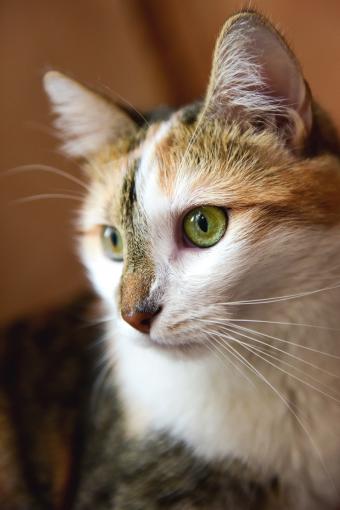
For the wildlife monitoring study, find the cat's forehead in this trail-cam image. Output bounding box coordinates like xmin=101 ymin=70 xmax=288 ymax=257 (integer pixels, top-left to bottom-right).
xmin=88 ymin=106 xmax=340 ymax=232
xmin=92 ymin=112 xmax=286 ymax=228
xmin=134 ymin=112 xmax=290 ymax=212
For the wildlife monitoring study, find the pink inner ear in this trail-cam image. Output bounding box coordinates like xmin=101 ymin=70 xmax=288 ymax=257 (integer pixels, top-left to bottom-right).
xmin=250 ymin=25 xmax=312 ymax=133
xmin=206 ymin=14 xmax=312 ymax=145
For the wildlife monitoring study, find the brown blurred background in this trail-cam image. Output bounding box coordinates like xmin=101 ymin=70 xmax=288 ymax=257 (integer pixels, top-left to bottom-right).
xmin=1 ymin=0 xmax=340 ymax=324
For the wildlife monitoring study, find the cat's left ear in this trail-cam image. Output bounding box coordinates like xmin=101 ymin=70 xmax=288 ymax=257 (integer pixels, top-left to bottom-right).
xmin=43 ymin=71 xmax=137 ymax=158
xmin=204 ymin=12 xmax=312 ymax=151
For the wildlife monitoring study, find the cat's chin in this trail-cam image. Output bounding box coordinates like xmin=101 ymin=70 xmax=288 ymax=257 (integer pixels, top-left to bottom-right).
xmin=145 ymin=333 xmax=206 ymax=359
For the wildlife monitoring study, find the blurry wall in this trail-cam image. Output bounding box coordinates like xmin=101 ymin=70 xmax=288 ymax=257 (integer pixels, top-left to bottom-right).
xmin=1 ymin=0 xmax=340 ymax=323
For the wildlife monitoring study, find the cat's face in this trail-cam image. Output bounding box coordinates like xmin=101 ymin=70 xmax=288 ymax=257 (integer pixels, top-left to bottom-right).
xmin=44 ymin=12 xmax=340 ymax=355
xmin=79 ymin=114 xmax=340 ymax=353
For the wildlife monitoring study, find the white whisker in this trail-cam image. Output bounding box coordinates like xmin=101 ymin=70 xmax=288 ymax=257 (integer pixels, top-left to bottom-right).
xmin=53 ymin=187 xmax=86 ymax=199
xmin=232 ymin=322 xmax=340 ymax=360
xmin=218 ymin=283 xmax=340 ymax=306
xmin=223 ymin=326 xmax=340 ymax=402
xmin=198 ymin=318 xmax=340 ymax=360
xmin=208 ymin=329 xmax=336 ymax=493
xmin=205 ymin=334 xmax=256 ymax=388
xmin=208 ymin=330 xmax=262 ymax=386
xmin=13 ymin=193 xmax=84 ymax=204
xmin=199 ymin=318 xmax=340 ymax=379
xmin=211 ymin=317 xmax=340 ymax=332
xmin=100 ymin=84 xmax=150 ymax=128
xmin=3 ymin=164 xmax=91 ymax=192
xmin=227 ymin=332 xmax=340 ymax=405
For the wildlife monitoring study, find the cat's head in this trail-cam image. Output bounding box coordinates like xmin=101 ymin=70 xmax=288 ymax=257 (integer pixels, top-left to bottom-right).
xmin=44 ymin=12 xmax=340 ymax=355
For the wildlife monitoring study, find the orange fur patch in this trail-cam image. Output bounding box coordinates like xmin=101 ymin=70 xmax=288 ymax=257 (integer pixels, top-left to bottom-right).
xmin=156 ymin=120 xmax=340 ymax=227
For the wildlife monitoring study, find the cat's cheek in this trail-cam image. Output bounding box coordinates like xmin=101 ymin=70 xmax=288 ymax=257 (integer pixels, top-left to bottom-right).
xmin=89 ymin=258 xmax=122 ymax=306
xmin=79 ymin=236 xmax=123 ymax=307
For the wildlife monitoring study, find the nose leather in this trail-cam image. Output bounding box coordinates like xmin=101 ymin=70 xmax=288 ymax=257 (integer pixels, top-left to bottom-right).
xmin=122 ymin=308 xmax=160 ymax=334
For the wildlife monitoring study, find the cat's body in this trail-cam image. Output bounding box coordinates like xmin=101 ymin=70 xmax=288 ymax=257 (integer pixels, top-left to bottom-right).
xmin=0 ymin=294 xmax=281 ymax=510
xmin=0 ymin=292 xmax=337 ymax=509
xmin=103 ymin=114 xmax=340 ymax=509
xmin=114 ymin=305 xmax=340 ymax=509
xmin=3 ymin=9 xmax=340 ymax=510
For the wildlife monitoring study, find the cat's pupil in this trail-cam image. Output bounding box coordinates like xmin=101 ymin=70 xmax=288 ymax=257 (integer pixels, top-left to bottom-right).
xmin=111 ymin=231 xmax=118 ymax=246
xmin=197 ymin=213 xmax=208 ymax=233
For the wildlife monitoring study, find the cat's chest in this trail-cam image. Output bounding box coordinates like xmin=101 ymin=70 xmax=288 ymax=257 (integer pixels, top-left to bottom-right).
xmin=116 ymin=337 xmax=290 ymax=466
xmin=114 ymin=331 xmax=340 ymax=508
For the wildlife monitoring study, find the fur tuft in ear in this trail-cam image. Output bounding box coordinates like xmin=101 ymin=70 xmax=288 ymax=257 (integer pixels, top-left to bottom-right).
xmin=204 ymin=12 xmax=312 ymax=150
xmin=43 ymin=71 xmax=137 ymax=158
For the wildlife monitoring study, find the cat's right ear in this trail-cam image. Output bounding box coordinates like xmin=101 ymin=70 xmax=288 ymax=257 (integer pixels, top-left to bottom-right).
xmin=43 ymin=71 xmax=137 ymax=158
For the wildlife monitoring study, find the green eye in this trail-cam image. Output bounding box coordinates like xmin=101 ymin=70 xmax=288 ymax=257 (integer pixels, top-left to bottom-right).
xmin=101 ymin=226 xmax=124 ymax=261
xmin=183 ymin=206 xmax=228 ymax=248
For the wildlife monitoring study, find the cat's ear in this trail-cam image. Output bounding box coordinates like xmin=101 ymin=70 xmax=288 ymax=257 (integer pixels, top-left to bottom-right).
xmin=43 ymin=71 xmax=137 ymax=158
xmin=204 ymin=12 xmax=312 ymax=150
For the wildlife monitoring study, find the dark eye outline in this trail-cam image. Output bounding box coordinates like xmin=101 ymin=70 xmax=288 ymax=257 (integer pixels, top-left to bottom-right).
xmin=182 ymin=206 xmax=229 ymax=249
xmin=101 ymin=225 xmax=124 ymax=261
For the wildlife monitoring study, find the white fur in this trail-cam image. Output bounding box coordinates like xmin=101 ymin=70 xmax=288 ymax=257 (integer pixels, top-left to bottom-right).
xmin=114 ymin=320 xmax=340 ymax=510
xmin=77 ymin=118 xmax=340 ymax=509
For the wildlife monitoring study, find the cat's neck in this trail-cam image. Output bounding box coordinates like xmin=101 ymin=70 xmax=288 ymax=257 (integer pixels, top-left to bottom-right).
xmin=110 ymin=292 xmax=340 ymax=508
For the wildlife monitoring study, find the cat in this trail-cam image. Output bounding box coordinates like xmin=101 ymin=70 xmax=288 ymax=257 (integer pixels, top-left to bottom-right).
xmin=9 ymin=8 xmax=339 ymax=510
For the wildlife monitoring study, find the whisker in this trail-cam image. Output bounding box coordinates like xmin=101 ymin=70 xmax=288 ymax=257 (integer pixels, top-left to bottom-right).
xmin=210 ymin=317 xmax=340 ymax=332
xmin=53 ymin=187 xmax=86 ymax=199
xmin=232 ymin=322 xmax=340 ymax=360
xmin=201 ymin=319 xmax=340 ymax=379
xmin=209 ymin=329 xmax=336 ymax=492
xmin=100 ymin=84 xmax=150 ymax=127
xmin=217 ymin=283 xmax=340 ymax=306
xmin=225 ymin=332 xmax=340 ymax=405
xmin=80 ymin=315 xmax=113 ymax=329
xmin=208 ymin=331 xmax=261 ymax=386
xmin=13 ymin=193 xmax=84 ymax=204
xmin=205 ymin=334 xmax=256 ymax=388
xmin=223 ymin=326 xmax=340 ymax=401
xmin=197 ymin=318 xmax=340 ymax=360
xmin=90 ymin=353 xmax=114 ymax=410
xmin=3 ymin=164 xmax=91 ymax=192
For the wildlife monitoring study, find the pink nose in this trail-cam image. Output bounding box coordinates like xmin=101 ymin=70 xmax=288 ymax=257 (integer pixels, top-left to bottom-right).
xmin=122 ymin=308 xmax=161 ymax=334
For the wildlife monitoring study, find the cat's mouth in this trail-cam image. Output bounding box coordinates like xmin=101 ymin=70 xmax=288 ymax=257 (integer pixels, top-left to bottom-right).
xmin=121 ymin=313 xmax=207 ymax=357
